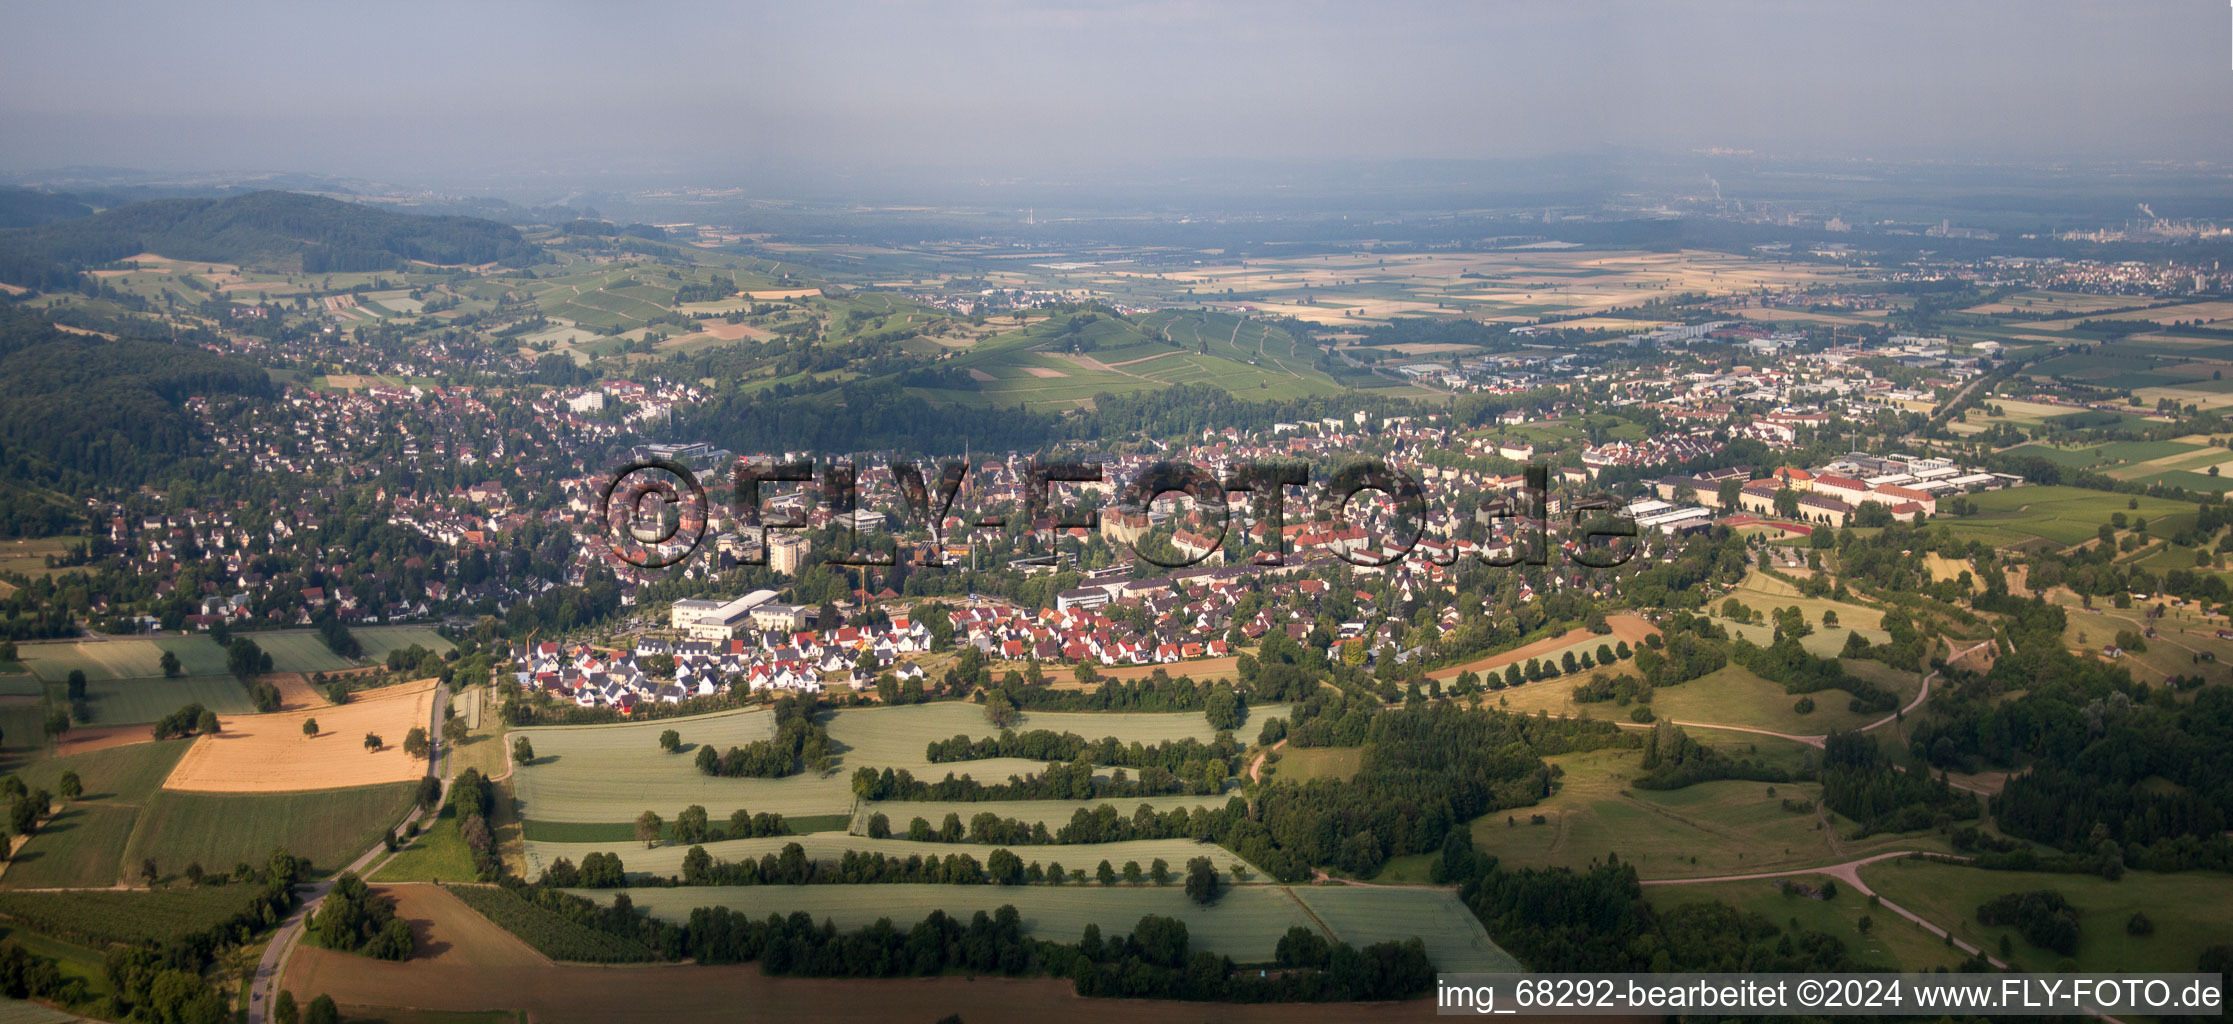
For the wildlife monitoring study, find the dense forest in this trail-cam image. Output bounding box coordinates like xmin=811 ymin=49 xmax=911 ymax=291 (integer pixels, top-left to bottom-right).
xmin=0 ymin=307 xmax=275 ymax=503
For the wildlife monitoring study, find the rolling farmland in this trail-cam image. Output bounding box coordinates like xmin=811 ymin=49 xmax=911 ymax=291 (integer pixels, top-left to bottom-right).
xmin=1294 ymin=886 xmax=1519 ymax=972
xmin=120 ymin=781 xmax=421 ymax=878
xmin=1 ymin=741 xmax=189 ymax=889
xmin=514 ymin=703 xmax=1273 ymax=828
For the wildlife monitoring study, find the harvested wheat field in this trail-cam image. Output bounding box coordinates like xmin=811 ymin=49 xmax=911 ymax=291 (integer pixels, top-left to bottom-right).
xmin=260 ymin=673 xmax=330 ymax=712
xmin=161 ymin=679 xmax=436 ymax=792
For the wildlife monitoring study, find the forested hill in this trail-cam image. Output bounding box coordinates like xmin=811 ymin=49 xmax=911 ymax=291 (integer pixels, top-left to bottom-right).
xmin=0 ymin=308 xmax=275 ymax=529
xmin=0 ymin=190 xmax=539 ymax=289
xmin=0 ymin=188 xmax=94 ymax=230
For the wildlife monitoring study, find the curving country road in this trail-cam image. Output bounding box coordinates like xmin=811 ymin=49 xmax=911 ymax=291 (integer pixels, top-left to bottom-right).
xmin=1642 ymin=852 xmax=2009 ymax=968
xmin=246 ymin=682 xmax=453 ymax=1024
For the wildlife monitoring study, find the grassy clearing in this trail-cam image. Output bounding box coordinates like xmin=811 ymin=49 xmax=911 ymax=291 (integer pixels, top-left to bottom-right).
xmin=122 ymin=781 xmax=419 ymax=879
xmin=1644 ymin=874 xmax=1966 ymax=971
xmin=1858 ymin=858 xmax=2233 ymax=973
xmin=1259 ymin=746 xmax=1362 ymax=784
xmin=523 ymin=834 xmax=1259 ymax=883
xmin=373 ymin=804 xmax=482 ymax=883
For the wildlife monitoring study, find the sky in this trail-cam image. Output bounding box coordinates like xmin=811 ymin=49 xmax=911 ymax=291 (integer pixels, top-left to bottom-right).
xmin=4 ymin=0 xmax=2232 ymax=183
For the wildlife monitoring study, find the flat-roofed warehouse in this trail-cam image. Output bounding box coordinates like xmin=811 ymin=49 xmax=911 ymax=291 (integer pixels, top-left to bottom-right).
xmin=669 ymin=589 xmax=779 ymax=640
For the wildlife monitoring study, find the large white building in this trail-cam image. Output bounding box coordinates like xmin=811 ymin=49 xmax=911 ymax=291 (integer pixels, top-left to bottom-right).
xmin=669 ymin=589 xmax=779 ymax=640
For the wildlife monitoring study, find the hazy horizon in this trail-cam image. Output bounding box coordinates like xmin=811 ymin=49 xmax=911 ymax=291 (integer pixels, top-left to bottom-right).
xmin=6 ymin=0 xmax=2233 ymax=187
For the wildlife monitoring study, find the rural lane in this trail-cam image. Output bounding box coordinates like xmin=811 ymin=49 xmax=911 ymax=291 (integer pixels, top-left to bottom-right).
xmin=1641 ymin=852 xmax=2011 ymax=969
xmin=247 ymin=682 xmax=452 ymax=1024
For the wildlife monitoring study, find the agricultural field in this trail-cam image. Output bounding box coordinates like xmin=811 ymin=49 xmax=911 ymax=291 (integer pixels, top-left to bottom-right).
xmin=856 ymin=794 xmax=1232 ymax=834
xmin=1643 ymin=874 xmax=1967 ymax=972
xmin=121 ymin=781 xmax=420 ymax=878
xmin=824 ymin=701 xmax=1274 ymax=764
xmin=514 ymin=702 xmax=1268 ymax=830
xmin=606 ymin=883 xmax=1318 ymax=964
xmin=1 ymin=741 xmax=189 ymax=888
xmin=437 ymin=884 xmax=651 ymax=963
xmin=1376 ymin=746 xmax=1948 ymax=883
xmin=1938 ymin=485 xmax=2200 ymax=548
xmin=905 ymin=310 xmax=1347 ymax=411
xmin=1293 ymin=886 xmax=1518 ymax=972
xmin=2001 ymin=436 xmax=2233 ymax=491
xmin=0 ymin=885 xmax=269 ymax=948
xmin=247 ymin=632 xmax=360 ymax=674
xmin=353 ymin=625 xmax=456 ymax=663
xmin=1474 ymin=656 xmax=1914 ymax=738
xmin=521 ymin=834 xmax=1259 ymax=884
xmin=1427 ymin=614 xmax=1658 ymax=683
xmin=1858 ymin=858 xmax=2233 ymax=973
xmin=20 ymin=636 xmax=231 ymax=682
xmin=162 ymin=678 xmax=437 ymax=792
xmin=282 ymin=929 xmax=1419 ymax=1024
xmin=0 ymin=997 xmax=79 ymax=1024
xmin=68 ymin=675 xmax=255 ymax=727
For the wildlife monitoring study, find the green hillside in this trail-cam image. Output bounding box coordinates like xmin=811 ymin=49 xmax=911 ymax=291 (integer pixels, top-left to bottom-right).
xmin=0 ymin=190 xmax=539 ymax=289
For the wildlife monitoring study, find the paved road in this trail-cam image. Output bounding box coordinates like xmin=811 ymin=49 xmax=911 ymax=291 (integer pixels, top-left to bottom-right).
xmin=246 ymin=682 xmax=452 ymax=1024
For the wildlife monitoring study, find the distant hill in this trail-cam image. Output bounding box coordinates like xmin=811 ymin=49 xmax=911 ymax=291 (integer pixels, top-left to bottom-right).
xmin=0 ymin=188 xmax=93 ymax=230
xmin=0 ymin=190 xmax=539 ymax=290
